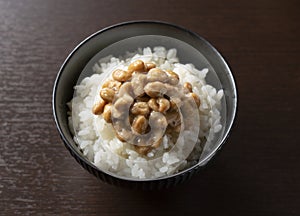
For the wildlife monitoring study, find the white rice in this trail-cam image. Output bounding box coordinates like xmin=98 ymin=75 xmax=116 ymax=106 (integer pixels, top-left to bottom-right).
xmin=68 ymin=47 xmax=223 ymax=179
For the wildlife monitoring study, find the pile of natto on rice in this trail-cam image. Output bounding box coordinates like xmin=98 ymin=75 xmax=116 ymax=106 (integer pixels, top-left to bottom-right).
xmin=68 ymin=47 xmax=223 ymax=179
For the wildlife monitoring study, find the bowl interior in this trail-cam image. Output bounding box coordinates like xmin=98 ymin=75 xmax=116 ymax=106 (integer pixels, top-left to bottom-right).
xmin=53 ymin=21 xmax=237 ymax=181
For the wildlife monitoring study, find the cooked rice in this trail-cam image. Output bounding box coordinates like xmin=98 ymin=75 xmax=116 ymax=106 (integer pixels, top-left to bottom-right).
xmin=68 ymin=47 xmax=223 ymax=179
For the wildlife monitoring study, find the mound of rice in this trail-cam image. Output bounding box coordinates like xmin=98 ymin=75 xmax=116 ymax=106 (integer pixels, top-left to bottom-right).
xmin=68 ymin=47 xmax=223 ymax=179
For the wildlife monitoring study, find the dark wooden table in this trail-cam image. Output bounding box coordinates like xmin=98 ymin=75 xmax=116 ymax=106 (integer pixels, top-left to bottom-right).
xmin=1 ymin=0 xmax=299 ymax=215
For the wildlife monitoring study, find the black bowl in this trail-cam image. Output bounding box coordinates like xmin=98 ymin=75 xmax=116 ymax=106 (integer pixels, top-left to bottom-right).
xmin=52 ymin=21 xmax=237 ymax=189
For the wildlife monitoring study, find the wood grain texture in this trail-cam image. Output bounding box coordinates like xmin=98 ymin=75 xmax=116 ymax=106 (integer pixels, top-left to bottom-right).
xmin=0 ymin=0 xmax=299 ymax=215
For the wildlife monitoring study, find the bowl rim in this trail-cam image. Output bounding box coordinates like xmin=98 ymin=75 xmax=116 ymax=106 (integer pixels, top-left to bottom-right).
xmin=52 ymin=20 xmax=238 ymax=182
